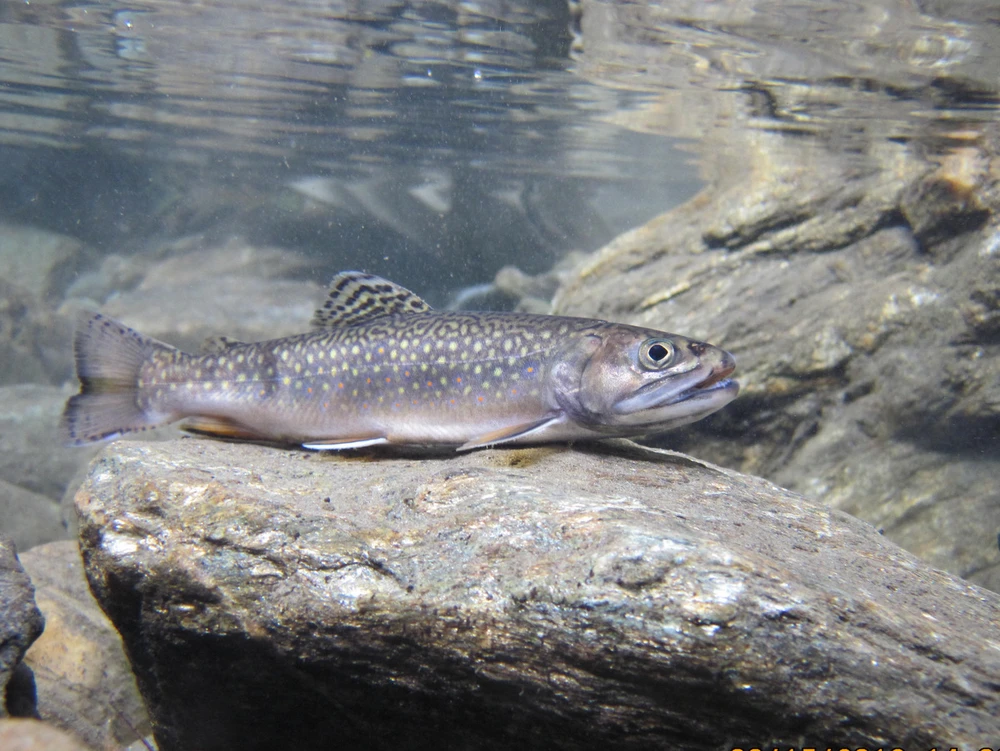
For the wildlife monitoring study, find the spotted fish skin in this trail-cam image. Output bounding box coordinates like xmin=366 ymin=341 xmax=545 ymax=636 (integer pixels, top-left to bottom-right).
xmin=62 ymin=272 xmax=738 ymax=451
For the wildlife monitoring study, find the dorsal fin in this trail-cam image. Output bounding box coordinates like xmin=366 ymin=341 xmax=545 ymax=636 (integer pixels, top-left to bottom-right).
xmin=311 ymin=271 xmax=433 ymax=328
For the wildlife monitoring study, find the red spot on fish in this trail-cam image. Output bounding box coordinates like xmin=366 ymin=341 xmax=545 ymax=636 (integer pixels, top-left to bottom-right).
xmin=527 ymin=367 xmax=534 ymax=373
xmin=366 ymin=377 xmax=371 ymax=384
xmin=477 ymin=396 xmax=484 ymax=402
xmin=385 ymin=377 xmax=392 ymax=383
xmin=404 ymin=370 xmax=410 ymax=377
xmin=338 ymin=382 xmax=344 ymax=389
xmin=456 ymin=376 xmax=462 ymax=384
xmin=307 ymin=387 xmax=313 ymax=393
xmin=426 ymin=381 xmax=433 ymax=387
xmin=511 ymin=388 xmax=517 ymax=395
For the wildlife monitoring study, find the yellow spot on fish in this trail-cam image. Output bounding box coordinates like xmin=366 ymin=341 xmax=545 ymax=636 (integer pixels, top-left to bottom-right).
xmin=365 ymin=352 xmax=372 ymax=362
xmin=221 ymin=381 xmax=229 ymax=389
xmin=352 ymin=345 xmax=360 ymax=355
xmin=237 ymin=354 xmax=244 ymax=363
xmin=503 ymin=339 xmax=513 ymax=351
xmin=266 ymin=367 xmax=275 ymax=376
xmin=282 ymin=376 xmax=292 ymax=386
xmin=482 ymin=382 xmax=490 ymax=390
xmin=374 ymin=365 xmax=381 ymax=374
xmin=474 ymin=365 xmax=482 ymax=375
xmin=390 ymin=350 xmax=398 ymax=360
xmin=194 ymin=369 xmax=202 ymax=379
xmin=281 ymin=351 xmax=289 ymax=362
xmin=400 ymin=340 xmax=408 ymax=349
xmin=237 ymin=374 xmax=246 ymax=382
xmin=463 ymin=386 xmax=472 ymax=395
xmin=306 ymin=354 xmax=314 ymax=364
xmin=493 ymin=367 xmax=502 ymax=377
xmin=322 ymin=383 xmax=330 ymax=391
xmin=329 ymin=349 xmax=337 ymax=360
xmin=473 ymin=342 xmax=482 ymax=353
xmin=294 ymin=382 xmax=302 ymax=389
xmin=317 ymin=367 xmax=324 ymax=375
xmin=317 ymin=351 xmax=324 ymax=360
xmin=160 ymin=370 xmax=168 ymax=379
xmin=398 ymin=387 xmax=405 ymax=395
xmin=448 ymin=342 xmax=457 ymax=352
xmin=227 ymin=362 xmax=234 ymax=371
xmin=294 ymin=363 xmax=302 ymax=374
xmin=203 ymin=382 xmax=213 ymax=390
xmin=423 ymin=343 xmax=431 ymax=354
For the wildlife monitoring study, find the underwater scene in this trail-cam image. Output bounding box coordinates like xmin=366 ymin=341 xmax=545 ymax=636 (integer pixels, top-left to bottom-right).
xmin=0 ymin=0 xmax=998 ymax=749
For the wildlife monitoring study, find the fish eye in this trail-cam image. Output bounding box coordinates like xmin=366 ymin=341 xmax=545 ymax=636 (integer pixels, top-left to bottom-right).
xmin=640 ymin=339 xmax=676 ymax=369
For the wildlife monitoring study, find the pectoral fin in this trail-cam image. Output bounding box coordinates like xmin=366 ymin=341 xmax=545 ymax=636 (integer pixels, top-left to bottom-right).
xmin=457 ymin=414 xmax=565 ymax=452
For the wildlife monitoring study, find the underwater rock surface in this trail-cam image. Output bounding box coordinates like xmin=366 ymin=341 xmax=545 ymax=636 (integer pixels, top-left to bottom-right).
xmin=552 ymin=122 xmax=1000 ymax=592
xmin=0 ymin=717 xmax=94 ymax=751
xmin=19 ymin=541 xmax=151 ymax=750
xmin=0 ymin=537 xmax=44 ymax=718
xmin=75 ymin=438 xmax=1000 ymax=750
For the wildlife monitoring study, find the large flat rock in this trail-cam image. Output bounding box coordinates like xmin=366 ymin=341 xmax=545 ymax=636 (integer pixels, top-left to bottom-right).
xmin=74 ymin=438 xmax=1000 ymax=750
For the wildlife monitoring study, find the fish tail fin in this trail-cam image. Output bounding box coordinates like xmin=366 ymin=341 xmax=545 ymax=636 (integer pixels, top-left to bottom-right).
xmin=61 ymin=312 xmax=176 ymax=445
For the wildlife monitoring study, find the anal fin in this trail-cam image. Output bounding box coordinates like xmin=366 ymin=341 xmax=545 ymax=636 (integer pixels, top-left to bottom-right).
xmin=457 ymin=415 xmax=564 ymax=452
xmin=181 ymin=416 xmax=270 ymax=442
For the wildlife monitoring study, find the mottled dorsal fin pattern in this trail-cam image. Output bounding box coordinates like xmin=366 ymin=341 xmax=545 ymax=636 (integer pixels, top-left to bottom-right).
xmin=311 ymin=271 xmax=433 ymax=328
xmin=199 ymin=336 xmax=245 ymax=354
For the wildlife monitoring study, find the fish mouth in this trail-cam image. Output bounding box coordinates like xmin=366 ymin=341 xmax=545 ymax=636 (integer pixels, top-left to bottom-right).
xmin=614 ymin=356 xmax=737 ymax=415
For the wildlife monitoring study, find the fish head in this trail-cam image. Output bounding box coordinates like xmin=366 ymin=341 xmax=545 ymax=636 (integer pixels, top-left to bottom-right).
xmin=558 ymin=324 xmax=738 ymax=434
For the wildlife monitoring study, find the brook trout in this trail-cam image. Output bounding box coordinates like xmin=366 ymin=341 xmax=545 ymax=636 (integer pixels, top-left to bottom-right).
xmin=62 ymin=271 xmax=738 ymax=451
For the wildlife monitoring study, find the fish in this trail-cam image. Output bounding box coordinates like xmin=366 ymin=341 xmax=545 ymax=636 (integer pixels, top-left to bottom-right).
xmin=61 ymin=271 xmax=738 ymax=451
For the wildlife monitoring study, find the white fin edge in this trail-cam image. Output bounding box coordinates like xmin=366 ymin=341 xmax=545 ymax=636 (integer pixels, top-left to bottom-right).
xmin=302 ymin=437 xmax=389 ymax=450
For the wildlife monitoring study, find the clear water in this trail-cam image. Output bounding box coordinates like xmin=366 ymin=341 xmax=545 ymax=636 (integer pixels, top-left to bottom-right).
xmin=1 ymin=0 xmax=998 ymax=587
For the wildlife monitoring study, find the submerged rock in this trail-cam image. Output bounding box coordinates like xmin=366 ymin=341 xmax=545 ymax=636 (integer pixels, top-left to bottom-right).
xmin=19 ymin=541 xmax=151 ymax=750
xmin=75 ymin=438 xmax=1000 ymax=750
xmin=0 ymin=537 xmax=44 ymax=718
xmin=0 ymin=718 xmax=94 ymax=751
xmin=550 ymin=129 xmax=1000 ymax=592
xmin=0 ymin=479 xmax=65 ymax=552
